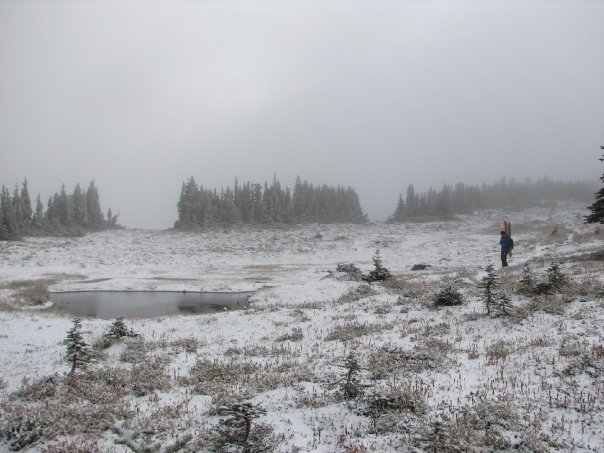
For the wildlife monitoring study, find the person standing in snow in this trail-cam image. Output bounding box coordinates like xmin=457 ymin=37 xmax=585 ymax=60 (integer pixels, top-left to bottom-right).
xmin=499 ymin=230 xmax=513 ymax=267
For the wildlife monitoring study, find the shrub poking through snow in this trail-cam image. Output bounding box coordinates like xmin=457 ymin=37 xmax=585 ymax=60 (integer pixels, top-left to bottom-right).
xmin=434 ymin=284 xmax=464 ymax=307
xmin=332 ymin=263 xmax=365 ymax=281
xmin=212 ymin=402 xmax=281 ymax=452
xmin=336 ymin=284 xmax=377 ymax=303
xmin=63 ymin=318 xmax=95 ymax=374
xmin=112 ymin=419 xmax=192 ymax=453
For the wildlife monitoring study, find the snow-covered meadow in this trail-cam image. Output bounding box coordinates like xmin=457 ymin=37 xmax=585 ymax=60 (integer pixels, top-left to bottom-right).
xmin=0 ymin=202 xmax=603 ymax=452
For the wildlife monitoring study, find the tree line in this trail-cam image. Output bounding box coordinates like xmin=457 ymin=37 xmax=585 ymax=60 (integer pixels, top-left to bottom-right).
xmin=0 ymin=179 xmax=119 ymax=240
xmin=175 ymin=175 xmax=368 ymax=229
xmin=388 ymin=177 xmax=595 ymax=222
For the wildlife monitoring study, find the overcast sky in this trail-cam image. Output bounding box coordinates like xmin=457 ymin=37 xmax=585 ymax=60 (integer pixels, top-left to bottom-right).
xmin=1 ymin=0 xmax=603 ymax=229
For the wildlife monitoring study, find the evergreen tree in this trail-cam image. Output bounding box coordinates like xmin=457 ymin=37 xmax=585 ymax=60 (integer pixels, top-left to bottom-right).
xmin=0 ymin=204 xmax=7 ymax=240
xmin=292 ymin=176 xmax=308 ymax=222
xmin=103 ymin=317 xmax=138 ymax=340
xmin=478 ymin=264 xmax=501 ymax=315
xmin=19 ymin=179 xmax=33 ymax=232
xmin=390 ymin=177 xmax=595 ymax=223
xmin=176 ymin=177 xmax=199 ymax=228
xmin=12 ymin=184 xmax=23 ymax=233
xmin=338 ymin=353 xmax=366 ymax=399
xmin=63 ymin=318 xmax=95 ymax=374
xmin=175 ymin=175 xmax=367 ymax=228
xmin=72 ymin=183 xmax=88 ymax=227
xmin=364 ymin=250 xmax=393 ymax=282
xmin=585 ymin=147 xmax=604 ymax=224
xmin=57 ymin=183 xmax=71 ymax=226
xmin=434 ymin=284 xmax=464 ymax=307
xmin=1 ymin=186 xmax=18 ymax=239
xmin=389 ymin=194 xmax=406 ymax=222
xmin=86 ymin=181 xmax=104 ymax=228
xmin=1 ymin=179 xmax=116 ymax=238
xmin=546 ymin=261 xmax=566 ymax=292
xmin=213 ymin=402 xmax=280 ymax=452
xmin=495 ymin=293 xmax=514 ymax=315
xmin=33 ymin=194 xmax=44 ymax=228
xmin=405 ymin=184 xmax=418 ymax=218
xmin=519 ymin=263 xmax=535 ymax=294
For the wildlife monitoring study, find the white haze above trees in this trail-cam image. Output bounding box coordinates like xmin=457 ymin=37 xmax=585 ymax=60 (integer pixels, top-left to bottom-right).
xmin=0 ymin=0 xmax=602 ymax=229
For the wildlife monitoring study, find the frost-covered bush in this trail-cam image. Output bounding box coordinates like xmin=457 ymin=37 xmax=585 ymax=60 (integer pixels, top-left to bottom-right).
xmin=275 ymin=327 xmax=304 ymax=342
xmin=336 ymin=284 xmax=377 ymax=303
xmin=410 ymin=394 xmax=544 ymax=452
xmin=369 ymin=342 xmax=450 ymax=378
xmin=169 ymin=336 xmax=200 ymax=353
xmin=2 ymin=367 xmax=133 ymax=451
xmin=130 ymin=357 xmax=171 ymax=397
xmin=119 ymin=338 xmax=149 ymax=363
xmin=182 ymin=359 xmax=260 ymax=398
xmin=332 ymin=263 xmax=365 ymax=281
xmin=325 ymin=321 xmax=393 ymax=342
xmin=15 ymin=375 xmax=59 ymax=402
xmin=1 ymin=404 xmax=46 ymax=450
xmin=112 ymin=419 xmax=192 ymax=453
xmin=486 ymin=339 xmax=512 ymax=364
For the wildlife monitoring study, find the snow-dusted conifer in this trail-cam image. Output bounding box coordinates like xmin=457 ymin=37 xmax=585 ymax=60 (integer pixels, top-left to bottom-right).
xmin=365 ymin=250 xmax=393 ymax=282
xmin=519 ymin=263 xmax=535 ymax=294
xmin=103 ymin=317 xmax=138 ymax=341
xmin=478 ymin=264 xmax=501 ymax=315
xmin=63 ymin=318 xmax=94 ymax=374
xmin=585 ymin=147 xmax=604 ymax=224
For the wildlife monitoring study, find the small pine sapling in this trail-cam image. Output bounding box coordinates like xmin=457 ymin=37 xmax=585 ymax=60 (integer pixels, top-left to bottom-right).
xmin=213 ymin=402 xmax=281 ymax=452
xmin=495 ymin=293 xmax=514 ymax=315
xmin=333 ymin=353 xmax=371 ymax=399
xmin=546 ymin=261 xmax=566 ymax=292
xmin=533 ymin=260 xmax=567 ymax=295
xmin=104 ymin=317 xmax=139 ymax=341
xmin=478 ymin=265 xmax=501 ymax=316
xmin=434 ymin=284 xmax=464 ymax=307
xmin=63 ymin=318 xmax=95 ymax=374
xmin=519 ymin=263 xmax=535 ymax=294
xmin=364 ymin=250 xmax=393 ymax=283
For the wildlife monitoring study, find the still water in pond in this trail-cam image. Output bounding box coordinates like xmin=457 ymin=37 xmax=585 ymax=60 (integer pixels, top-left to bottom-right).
xmin=49 ymin=291 xmax=253 ymax=319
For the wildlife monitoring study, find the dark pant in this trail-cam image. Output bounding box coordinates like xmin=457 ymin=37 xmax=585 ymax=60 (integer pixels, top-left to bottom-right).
xmin=501 ymin=250 xmax=509 ymax=267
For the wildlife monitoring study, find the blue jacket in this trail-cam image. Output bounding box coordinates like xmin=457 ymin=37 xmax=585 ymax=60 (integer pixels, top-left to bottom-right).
xmin=500 ymin=235 xmax=513 ymax=252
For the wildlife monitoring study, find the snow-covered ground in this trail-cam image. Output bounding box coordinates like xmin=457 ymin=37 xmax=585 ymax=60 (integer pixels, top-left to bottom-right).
xmin=0 ymin=202 xmax=602 ymax=452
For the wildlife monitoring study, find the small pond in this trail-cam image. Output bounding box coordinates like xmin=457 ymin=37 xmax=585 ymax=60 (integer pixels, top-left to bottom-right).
xmin=48 ymin=290 xmax=254 ymax=319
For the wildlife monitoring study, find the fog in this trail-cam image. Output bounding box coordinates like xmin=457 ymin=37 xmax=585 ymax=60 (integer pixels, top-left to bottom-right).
xmin=1 ymin=0 xmax=602 ymax=229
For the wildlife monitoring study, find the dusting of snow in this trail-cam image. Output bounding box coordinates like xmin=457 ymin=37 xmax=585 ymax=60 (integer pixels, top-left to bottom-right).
xmin=0 ymin=202 xmax=602 ymax=452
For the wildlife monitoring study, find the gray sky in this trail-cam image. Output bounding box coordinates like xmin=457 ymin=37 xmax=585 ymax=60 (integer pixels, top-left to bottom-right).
xmin=1 ymin=0 xmax=603 ymax=229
